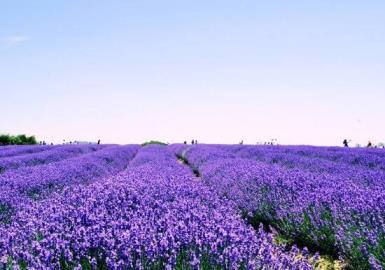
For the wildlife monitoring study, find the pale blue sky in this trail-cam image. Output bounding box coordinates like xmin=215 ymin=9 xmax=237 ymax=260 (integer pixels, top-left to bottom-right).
xmin=1 ymin=1 xmax=384 ymax=145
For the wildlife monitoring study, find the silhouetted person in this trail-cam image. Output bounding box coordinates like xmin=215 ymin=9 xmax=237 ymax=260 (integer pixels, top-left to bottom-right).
xmin=343 ymin=139 xmax=349 ymax=147
xmin=240 ymin=140 xmax=243 ymax=145
xmin=367 ymin=141 xmax=372 ymax=148
xmin=97 ymin=139 xmax=101 ymax=145
xmin=195 ymin=140 xmax=198 ymax=144
xmin=191 ymin=140 xmax=194 ymax=145
xmin=183 ymin=141 xmax=187 ymax=144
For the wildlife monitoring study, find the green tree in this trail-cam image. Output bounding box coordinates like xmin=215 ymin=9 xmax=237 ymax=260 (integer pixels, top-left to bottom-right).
xmin=0 ymin=134 xmax=37 ymax=145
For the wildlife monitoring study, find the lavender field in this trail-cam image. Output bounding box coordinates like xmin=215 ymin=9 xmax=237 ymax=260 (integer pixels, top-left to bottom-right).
xmin=0 ymin=144 xmax=384 ymax=269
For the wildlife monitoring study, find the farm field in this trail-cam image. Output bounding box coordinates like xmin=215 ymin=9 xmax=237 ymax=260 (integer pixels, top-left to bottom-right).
xmin=0 ymin=144 xmax=384 ymax=269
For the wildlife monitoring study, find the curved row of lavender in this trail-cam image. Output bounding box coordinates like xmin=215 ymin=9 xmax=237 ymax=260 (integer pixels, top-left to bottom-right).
xmin=0 ymin=145 xmax=312 ymax=269
xmin=169 ymin=144 xmax=385 ymax=269
xmin=0 ymin=145 xmax=140 ymax=224
xmin=0 ymin=144 xmax=105 ymax=174
xmin=0 ymin=145 xmax=56 ymax=159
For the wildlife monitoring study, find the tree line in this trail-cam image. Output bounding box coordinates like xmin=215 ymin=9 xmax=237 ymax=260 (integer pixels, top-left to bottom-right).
xmin=0 ymin=134 xmax=37 ymax=145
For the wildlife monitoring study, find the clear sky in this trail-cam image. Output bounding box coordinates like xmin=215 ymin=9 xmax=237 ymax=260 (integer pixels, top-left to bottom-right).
xmin=1 ymin=1 xmax=384 ymax=146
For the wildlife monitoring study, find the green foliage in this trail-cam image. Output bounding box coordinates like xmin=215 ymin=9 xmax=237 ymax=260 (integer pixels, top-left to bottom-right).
xmin=371 ymin=234 xmax=385 ymax=269
xmin=5 ymin=256 xmax=27 ymax=270
xmin=0 ymin=203 xmax=15 ymax=224
xmin=311 ymin=255 xmax=345 ymax=270
xmin=141 ymin=140 xmax=168 ymax=146
xmin=0 ymin=134 xmax=37 ymax=145
xmin=294 ymin=207 xmax=337 ymax=255
xmin=342 ymin=228 xmax=385 ymax=269
xmin=55 ymin=247 xmax=228 ymax=270
xmin=6 ymin=256 xmax=14 ymax=270
xmin=35 ymin=231 xmax=44 ymax=242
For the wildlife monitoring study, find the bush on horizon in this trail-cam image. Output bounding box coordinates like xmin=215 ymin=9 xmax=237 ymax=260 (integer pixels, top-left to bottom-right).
xmin=141 ymin=140 xmax=168 ymax=146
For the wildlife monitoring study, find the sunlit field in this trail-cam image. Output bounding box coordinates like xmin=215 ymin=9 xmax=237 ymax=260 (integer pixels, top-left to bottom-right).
xmin=0 ymin=143 xmax=383 ymax=269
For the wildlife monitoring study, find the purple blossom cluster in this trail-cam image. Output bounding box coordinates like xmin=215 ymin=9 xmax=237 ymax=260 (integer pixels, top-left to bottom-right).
xmin=0 ymin=145 xmax=312 ymax=269
xmin=0 ymin=144 xmax=105 ymax=174
xmin=0 ymin=145 xmax=139 ymax=224
xmin=170 ymin=144 xmax=385 ymax=269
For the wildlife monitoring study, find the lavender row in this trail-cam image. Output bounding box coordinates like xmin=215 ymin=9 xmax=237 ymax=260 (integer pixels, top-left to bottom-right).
xmin=0 ymin=145 xmax=312 ymax=269
xmin=282 ymin=145 xmax=385 ymax=158
xmin=171 ymin=144 xmax=385 ymax=269
xmin=0 ymin=145 xmax=56 ymax=159
xmin=0 ymin=145 xmax=19 ymax=151
xmin=268 ymin=145 xmax=385 ymax=170
xmin=0 ymin=145 xmax=140 ymax=224
xmin=0 ymin=144 xmax=105 ymax=174
xmin=231 ymin=145 xmax=385 ymax=189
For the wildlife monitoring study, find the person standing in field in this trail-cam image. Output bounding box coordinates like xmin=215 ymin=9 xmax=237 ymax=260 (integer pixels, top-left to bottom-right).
xmin=97 ymin=139 xmax=101 ymax=145
xmin=367 ymin=141 xmax=372 ymax=147
xmin=343 ymin=139 xmax=349 ymax=147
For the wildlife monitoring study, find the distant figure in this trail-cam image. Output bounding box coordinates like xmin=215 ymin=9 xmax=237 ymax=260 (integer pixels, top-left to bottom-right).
xmin=183 ymin=141 xmax=187 ymax=144
xmin=343 ymin=139 xmax=349 ymax=147
xmin=367 ymin=141 xmax=372 ymax=148
xmin=43 ymin=141 xmax=46 ymax=145
xmin=97 ymin=139 xmax=101 ymax=145
xmin=191 ymin=140 xmax=194 ymax=145
xmin=195 ymin=140 xmax=198 ymax=144
xmin=240 ymin=140 xmax=243 ymax=145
